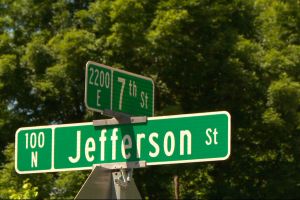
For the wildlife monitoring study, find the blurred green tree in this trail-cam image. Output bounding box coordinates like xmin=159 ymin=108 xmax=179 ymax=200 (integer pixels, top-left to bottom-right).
xmin=0 ymin=0 xmax=299 ymax=199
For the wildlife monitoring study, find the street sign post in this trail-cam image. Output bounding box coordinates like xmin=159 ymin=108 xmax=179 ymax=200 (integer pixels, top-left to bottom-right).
xmin=15 ymin=111 xmax=231 ymax=174
xmin=85 ymin=61 xmax=154 ymax=116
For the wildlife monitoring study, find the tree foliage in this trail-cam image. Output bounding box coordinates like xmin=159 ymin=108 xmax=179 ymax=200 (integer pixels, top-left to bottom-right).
xmin=0 ymin=0 xmax=299 ymax=199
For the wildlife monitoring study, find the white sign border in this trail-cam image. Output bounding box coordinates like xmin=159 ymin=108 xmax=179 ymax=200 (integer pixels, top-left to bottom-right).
xmin=15 ymin=111 xmax=231 ymax=174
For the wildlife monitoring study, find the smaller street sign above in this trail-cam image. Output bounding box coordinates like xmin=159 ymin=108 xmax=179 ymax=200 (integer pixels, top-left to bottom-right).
xmin=85 ymin=61 xmax=154 ymax=116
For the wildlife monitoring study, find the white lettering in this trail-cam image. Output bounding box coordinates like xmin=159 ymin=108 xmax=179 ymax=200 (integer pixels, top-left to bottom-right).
xmin=30 ymin=132 xmax=37 ymax=148
xmin=121 ymin=135 xmax=132 ymax=159
xmin=94 ymin=69 xmax=99 ymax=86
xmin=97 ymin=89 xmax=101 ymax=106
xmin=85 ymin=138 xmax=95 ymax=162
xmin=67 ymin=128 xmax=195 ymax=163
xmin=89 ymin=67 xmax=94 ymax=85
xmin=105 ymin=72 xmax=110 ymax=88
xmin=99 ymin=129 xmax=107 ymax=161
xmin=111 ymin=128 xmax=118 ymax=160
xmin=68 ymin=131 xmax=81 ymax=163
xmin=38 ymin=132 xmax=45 ymax=148
xmin=136 ymin=133 xmax=145 ymax=158
xmin=213 ymin=128 xmax=218 ymax=144
xmin=164 ymin=131 xmax=175 ymax=156
xmin=205 ymin=128 xmax=212 ymax=145
xmin=25 ymin=132 xmax=45 ymax=149
xmin=25 ymin=133 xmax=29 ymax=149
xmin=31 ymin=151 xmax=38 ymax=168
xmin=117 ymin=77 xmax=126 ymax=110
xmin=149 ymin=132 xmax=160 ymax=157
xmin=100 ymin=70 xmax=105 ymax=87
xmin=140 ymin=92 xmax=145 ymax=108
xmin=180 ymin=130 xmax=191 ymax=155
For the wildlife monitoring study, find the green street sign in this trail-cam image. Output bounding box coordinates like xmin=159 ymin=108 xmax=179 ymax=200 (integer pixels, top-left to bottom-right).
xmin=15 ymin=111 xmax=231 ymax=174
xmin=85 ymin=61 xmax=154 ymax=116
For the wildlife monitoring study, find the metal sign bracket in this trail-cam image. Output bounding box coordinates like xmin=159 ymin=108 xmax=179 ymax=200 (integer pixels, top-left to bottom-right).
xmin=75 ymin=161 xmax=146 ymax=199
xmin=93 ymin=109 xmax=147 ymax=126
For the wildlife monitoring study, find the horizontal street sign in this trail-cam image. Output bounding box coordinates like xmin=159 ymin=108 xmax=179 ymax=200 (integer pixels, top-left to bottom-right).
xmin=85 ymin=61 xmax=154 ymax=116
xmin=15 ymin=111 xmax=231 ymax=174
